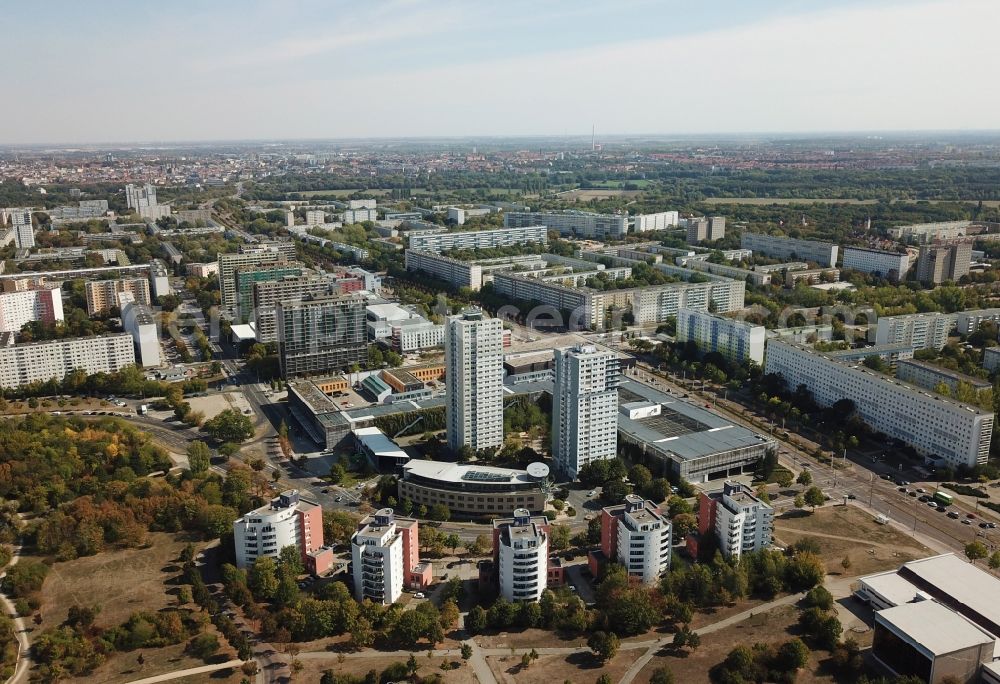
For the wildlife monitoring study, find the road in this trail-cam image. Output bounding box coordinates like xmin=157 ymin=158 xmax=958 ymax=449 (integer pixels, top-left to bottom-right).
xmin=628 ymin=364 xmax=1000 ymax=555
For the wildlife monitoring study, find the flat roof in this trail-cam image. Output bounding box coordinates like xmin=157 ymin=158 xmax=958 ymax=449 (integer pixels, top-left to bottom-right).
xmin=616 ymin=378 xmax=772 ymax=461
xmin=353 ymin=427 xmax=408 ymax=459
xmin=859 ymin=570 xmax=924 ymax=606
xmin=876 ymin=601 xmax=994 ymax=655
xmin=896 ymin=553 xmax=1000 ymax=631
xmin=230 ymin=323 xmax=256 ymax=341
xmin=402 ymin=459 xmax=536 ymax=486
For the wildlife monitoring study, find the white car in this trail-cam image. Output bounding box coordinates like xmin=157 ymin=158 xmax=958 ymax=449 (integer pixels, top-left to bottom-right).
xmin=413 ymin=592 xmax=425 ymax=599
xmin=587 ymin=490 xmax=597 ymax=497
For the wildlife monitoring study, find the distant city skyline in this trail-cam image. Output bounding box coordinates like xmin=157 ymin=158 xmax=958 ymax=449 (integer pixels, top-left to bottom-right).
xmin=3 ymin=0 xmax=996 ymax=144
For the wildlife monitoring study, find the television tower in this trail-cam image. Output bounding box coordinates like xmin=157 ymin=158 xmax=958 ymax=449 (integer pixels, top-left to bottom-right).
xmin=591 ymin=124 xmax=595 ymax=151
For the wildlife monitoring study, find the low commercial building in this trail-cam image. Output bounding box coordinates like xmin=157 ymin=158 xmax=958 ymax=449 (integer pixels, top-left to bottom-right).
xmin=616 ymin=378 xmax=775 ymax=483
xmin=676 ymin=308 xmax=765 ymax=365
xmin=895 ymin=359 xmax=991 ymax=394
xmin=398 ymin=460 xmax=548 ymax=517
xmin=353 ymin=427 xmax=409 ymax=470
xmin=0 ymin=333 xmax=135 ymax=388
xmin=695 ymin=481 xmax=774 ymax=559
xmin=493 ymin=509 xmax=550 ymax=602
xmin=0 ymin=285 xmax=63 ymax=334
xmin=857 ymin=553 xmax=1000 ymax=683
xmin=841 ymin=247 xmax=911 ymax=281
xmin=740 ymin=233 xmax=838 ymax=267
xmin=873 ymin=601 xmax=994 ymax=684
xmin=351 ymin=508 xmax=431 ymax=604
xmin=598 ymin=495 xmax=671 ymax=585
xmin=409 ymin=225 xmax=548 ymax=252
xmin=232 ymin=490 xmax=332 ymax=575
xmin=764 ymin=340 xmax=993 ymax=468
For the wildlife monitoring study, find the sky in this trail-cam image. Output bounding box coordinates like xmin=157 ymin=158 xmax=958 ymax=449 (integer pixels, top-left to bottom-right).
xmin=2 ymin=0 xmax=997 ymax=144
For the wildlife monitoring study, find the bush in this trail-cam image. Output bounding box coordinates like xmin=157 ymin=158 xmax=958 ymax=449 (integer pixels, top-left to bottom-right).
xmin=186 ymin=632 xmax=219 ymax=661
xmin=943 ymin=482 xmax=988 ymax=498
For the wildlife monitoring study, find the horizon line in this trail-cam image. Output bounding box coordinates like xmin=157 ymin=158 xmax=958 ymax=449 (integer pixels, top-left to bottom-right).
xmin=5 ymin=128 xmax=1000 ymax=150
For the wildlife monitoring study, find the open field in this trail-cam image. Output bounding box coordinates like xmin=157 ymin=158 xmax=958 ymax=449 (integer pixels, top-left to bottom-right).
xmin=38 ymin=533 xmax=193 ymax=629
xmin=294 ymin=188 xmax=393 ymax=198
xmin=774 ymin=504 xmax=932 ymax=576
xmin=72 ymin=639 xmax=240 ymax=684
xmin=297 ymin=654 xmax=477 ymax=684
xmin=35 ymin=533 xmax=237 ymax=683
xmin=559 ymin=188 xmax=644 ymax=201
xmin=635 ymin=604 xmax=835 ymax=684
xmin=487 ymin=649 xmax=634 ymax=684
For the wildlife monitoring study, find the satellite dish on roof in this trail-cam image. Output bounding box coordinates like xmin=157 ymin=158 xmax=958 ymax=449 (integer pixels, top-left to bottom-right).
xmin=527 ymin=462 xmax=550 ymax=480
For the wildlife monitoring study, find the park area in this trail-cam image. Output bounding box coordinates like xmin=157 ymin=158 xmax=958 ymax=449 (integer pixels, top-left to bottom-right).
xmin=35 ymin=533 xmax=240 ymax=684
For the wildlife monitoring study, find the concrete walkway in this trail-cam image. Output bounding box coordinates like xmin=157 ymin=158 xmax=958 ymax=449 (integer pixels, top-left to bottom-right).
xmin=617 ymin=592 xmax=806 ymax=684
xmin=124 ymin=659 xmax=246 ymax=684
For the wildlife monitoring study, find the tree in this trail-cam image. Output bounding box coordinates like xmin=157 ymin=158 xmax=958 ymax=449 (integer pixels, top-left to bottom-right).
xmin=776 ymin=638 xmax=810 ymax=671
xmin=248 ymin=557 xmax=279 ymax=601
xmin=803 ymin=486 xmax=826 ymax=512
xmin=202 ymin=409 xmax=254 ymax=443
xmin=649 ymin=666 xmax=674 ymax=684
xmin=775 ymin=470 xmax=794 ymax=488
xmin=187 ymin=441 xmax=212 ymax=474
xmin=427 ymin=504 xmax=451 ymax=522
xmin=841 ymin=556 xmax=852 ymax=573
xmin=329 ymin=463 xmax=346 ymax=484
xmin=550 ymin=524 xmax=571 ymax=551
xmin=466 ymin=605 xmax=487 ymax=634
xmin=803 ymin=586 xmax=834 ymax=611
xmin=989 ymin=550 xmax=1000 ymax=570
xmin=794 ymin=493 xmax=805 ymax=508
xmin=671 ymin=513 xmax=697 ymax=538
xmin=444 ymin=533 xmax=460 ymax=556
xmin=461 ymin=643 xmax=473 ymax=660
xmin=587 ymin=631 xmax=619 ymax=662
xmin=187 ymin=632 xmax=220 ymax=661
xmin=468 ymin=534 xmax=490 ymax=557
xmin=628 ymin=465 xmax=653 ymax=491
xmin=439 ymin=600 xmax=460 ymax=630
xmin=597 ymin=676 xmax=613 ymax=684
xmin=965 ymin=541 xmax=989 ymax=564
xmin=796 ymin=470 xmax=812 ymax=486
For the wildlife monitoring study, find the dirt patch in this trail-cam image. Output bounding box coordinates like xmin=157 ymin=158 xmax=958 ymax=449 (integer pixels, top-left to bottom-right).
xmin=68 ymin=637 xmax=240 ymax=684
xmin=774 ymin=505 xmax=931 ymax=576
xmin=486 ymin=649 xmax=633 ymax=684
xmin=38 ymin=532 xmax=195 ymax=630
xmin=476 ymin=628 xmax=587 ymax=650
xmin=296 ymin=654 xmax=477 ymax=684
xmin=36 ymin=533 xmax=236 ymax=683
xmin=635 ymin=604 xmax=836 ymax=684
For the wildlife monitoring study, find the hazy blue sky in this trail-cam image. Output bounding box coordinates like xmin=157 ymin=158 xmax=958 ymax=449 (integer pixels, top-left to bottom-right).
xmin=2 ymin=0 xmax=995 ymax=143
